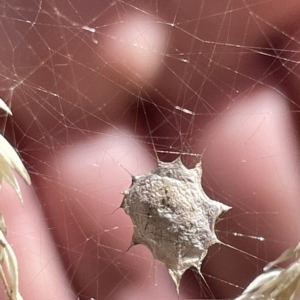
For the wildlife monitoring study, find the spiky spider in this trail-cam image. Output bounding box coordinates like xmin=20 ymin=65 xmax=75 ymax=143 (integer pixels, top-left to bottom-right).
xmin=121 ymin=157 xmax=230 ymax=293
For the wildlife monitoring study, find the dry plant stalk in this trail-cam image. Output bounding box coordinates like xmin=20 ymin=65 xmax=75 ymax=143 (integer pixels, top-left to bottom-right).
xmin=235 ymin=242 xmax=300 ymax=300
xmin=0 ymin=98 xmax=31 ymax=300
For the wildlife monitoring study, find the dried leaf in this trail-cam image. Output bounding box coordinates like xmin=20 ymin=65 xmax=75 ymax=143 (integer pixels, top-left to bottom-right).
xmin=0 ymin=134 xmax=31 ymax=204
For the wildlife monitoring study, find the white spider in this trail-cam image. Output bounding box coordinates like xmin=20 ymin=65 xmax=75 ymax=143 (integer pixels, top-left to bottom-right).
xmin=121 ymin=157 xmax=230 ymax=293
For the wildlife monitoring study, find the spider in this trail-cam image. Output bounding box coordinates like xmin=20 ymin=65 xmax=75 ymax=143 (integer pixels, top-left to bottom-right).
xmin=121 ymin=157 xmax=230 ymax=293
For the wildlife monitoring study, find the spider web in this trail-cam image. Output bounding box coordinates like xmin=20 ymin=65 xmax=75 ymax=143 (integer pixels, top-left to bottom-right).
xmin=0 ymin=0 xmax=300 ymax=299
